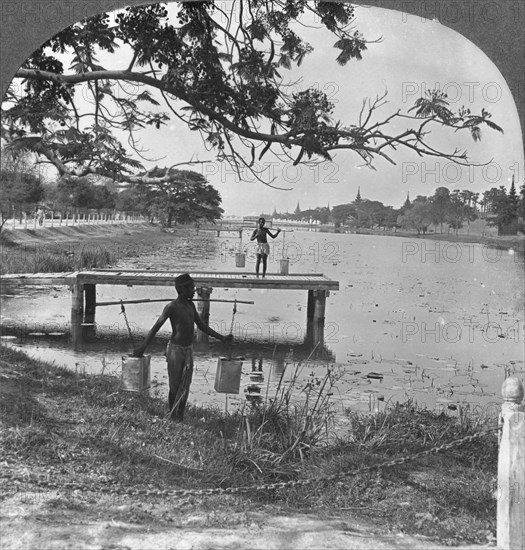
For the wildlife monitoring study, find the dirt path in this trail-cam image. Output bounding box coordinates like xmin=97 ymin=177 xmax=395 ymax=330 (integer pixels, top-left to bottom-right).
xmin=1 ymin=498 xmax=472 ymax=550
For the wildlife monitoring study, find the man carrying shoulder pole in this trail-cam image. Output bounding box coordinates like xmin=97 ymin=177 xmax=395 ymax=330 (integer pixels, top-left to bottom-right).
xmin=250 ymin=217 xmax=281 ymax=278
xmin=133 ymin=273 xmax=233 ymax=421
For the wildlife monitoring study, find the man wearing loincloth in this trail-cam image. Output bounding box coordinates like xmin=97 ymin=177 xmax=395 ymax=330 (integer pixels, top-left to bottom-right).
xmin=250 ymin=217 xmax=281 ymax=278
xmin=133 ymin=273 xmax=232 ymax=420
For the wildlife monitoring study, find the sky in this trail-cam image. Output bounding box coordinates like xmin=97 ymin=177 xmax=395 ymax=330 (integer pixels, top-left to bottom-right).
xmin=26 ymin=4 xmax=525 ymax=215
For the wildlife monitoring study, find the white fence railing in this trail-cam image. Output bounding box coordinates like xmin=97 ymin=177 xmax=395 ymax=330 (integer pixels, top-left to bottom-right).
xmin=2 ymin=212 xmax=148 ymax=231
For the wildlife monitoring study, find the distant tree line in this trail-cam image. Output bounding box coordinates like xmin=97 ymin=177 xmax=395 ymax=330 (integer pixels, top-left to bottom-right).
xmin=270 ymin=179 xmax=525 ymax=236
xmin=0 ymin=151 xmax=223 ymax=230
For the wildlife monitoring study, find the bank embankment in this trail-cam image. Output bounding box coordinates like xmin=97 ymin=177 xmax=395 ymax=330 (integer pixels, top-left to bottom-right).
xmin=0 ymin=223 xmax=186 ymax=274
xmin=0 ymin=345 xmax=499 ymax=548
xmin=353 ymin=228 xmax=525 ymax=254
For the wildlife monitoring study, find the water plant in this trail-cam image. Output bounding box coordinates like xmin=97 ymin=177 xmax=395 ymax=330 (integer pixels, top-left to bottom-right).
xmin=1 ymin=245 xmax=118 ymax=274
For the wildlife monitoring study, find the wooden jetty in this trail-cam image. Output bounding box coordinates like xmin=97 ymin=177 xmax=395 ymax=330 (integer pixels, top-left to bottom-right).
xmin=195 ymin=218 xmax=273 ymax=237
xmin=1 ymin=270 xmax=339 ymax=345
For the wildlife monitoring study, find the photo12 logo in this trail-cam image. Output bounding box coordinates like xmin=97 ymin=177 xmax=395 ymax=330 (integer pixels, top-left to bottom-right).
xmin=401 ymin=161 xmax=519 ymax=186
xmin=401 ymin=241 xmax=522 ymax=264
xmin=401 ymin=319 xmax=521 ymax=344
xmin=200 ymin=160 xmax=341 ymax=185
xmin=1 ymin=2 xmax=108 ymax=24
xmin=402 ymin=81 xmax=503 ymax=105
xmin=400 ymin=2 xmax=523 ymax=25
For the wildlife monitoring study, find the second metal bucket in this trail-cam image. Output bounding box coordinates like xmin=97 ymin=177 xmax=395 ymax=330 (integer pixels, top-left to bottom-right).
xmin=279 ymin=259 xmax=289 ymax=275
xmin=214 ymin=357 xmax=243 ymax=394
xmin=235 ymin=253 xmax=246 ymax=268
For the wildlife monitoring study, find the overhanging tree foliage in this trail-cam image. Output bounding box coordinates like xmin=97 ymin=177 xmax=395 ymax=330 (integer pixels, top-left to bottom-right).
xmin=1 ymin=2 xmax=504 ymax=190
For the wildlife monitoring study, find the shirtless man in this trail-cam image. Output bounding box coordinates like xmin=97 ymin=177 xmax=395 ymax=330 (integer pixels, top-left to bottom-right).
xmin=250 ymin=217 xmax=281 ymax=278
xmin=133 ymin=273 xmax=232 ymax=421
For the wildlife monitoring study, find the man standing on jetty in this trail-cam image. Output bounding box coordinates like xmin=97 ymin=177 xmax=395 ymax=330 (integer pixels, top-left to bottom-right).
xmin=132 ymin=273 xmax=233 ymax=421
xmin=250 ymin=217 xmax=281 ymax=278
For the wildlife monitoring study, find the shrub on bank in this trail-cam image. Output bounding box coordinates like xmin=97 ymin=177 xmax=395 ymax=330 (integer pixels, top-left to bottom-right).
xmin=1 ymin=245 xmax=118 ymax=274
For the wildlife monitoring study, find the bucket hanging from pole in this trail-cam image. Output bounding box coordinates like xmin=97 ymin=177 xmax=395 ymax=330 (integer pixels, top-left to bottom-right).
xmin=214 ymin=357 xmax=243 ymax=394
xmin=279 ymin=229 xmax=289 ymax=274
xmin=215 ymin=298 xmax=242 ymax=393
xmin=121 ymin=355 xmax=151 ymax=392
xmin=235 ymin=228 xmax=246 ymax=267
xmin=235 ymin=252 xmax=246 ymax=267
xmin=119 ymin=299 xmax=151 ymax=392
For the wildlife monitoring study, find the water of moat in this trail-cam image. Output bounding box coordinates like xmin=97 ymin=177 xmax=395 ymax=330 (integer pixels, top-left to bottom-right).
xmin=1 ymin=229 xmax=523 ymax=421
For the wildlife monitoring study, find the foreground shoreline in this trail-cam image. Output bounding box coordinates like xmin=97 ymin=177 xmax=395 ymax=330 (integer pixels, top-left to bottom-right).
xmin=0 ymin=344 xmax=499 ymax=548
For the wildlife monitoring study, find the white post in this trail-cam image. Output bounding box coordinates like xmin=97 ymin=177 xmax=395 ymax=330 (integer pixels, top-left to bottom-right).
xmin=498 ymin=377 xmax=525 ymax=550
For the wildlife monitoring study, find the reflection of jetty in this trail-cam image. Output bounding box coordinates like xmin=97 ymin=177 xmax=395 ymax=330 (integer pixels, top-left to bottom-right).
xmin=1 ymin=270 xmax=339 ymax=347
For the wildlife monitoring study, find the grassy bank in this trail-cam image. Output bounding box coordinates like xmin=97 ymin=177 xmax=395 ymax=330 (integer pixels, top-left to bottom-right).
xmin=0 ymin=223 xmax=174 ymax=274
xmin=0 ymin=346 xmax=499 ymax=545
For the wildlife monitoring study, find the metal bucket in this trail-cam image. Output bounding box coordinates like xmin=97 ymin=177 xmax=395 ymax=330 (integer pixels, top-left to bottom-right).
xmin=214 ymin=357 xmax=243 ymax=394
xmin=279 ymin=259 xmax=289 ymax=275
xmin=121 ymin=355 xmax=151 ymax=392
xmin=235 ymin=253 xmax=246 ymax=268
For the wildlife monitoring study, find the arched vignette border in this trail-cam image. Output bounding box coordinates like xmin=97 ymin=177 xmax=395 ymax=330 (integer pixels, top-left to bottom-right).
xmin=0 ymin=0 xmax=523 ymax=154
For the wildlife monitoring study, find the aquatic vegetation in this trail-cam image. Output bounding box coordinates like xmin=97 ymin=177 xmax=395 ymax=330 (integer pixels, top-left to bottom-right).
xmin=1 ymin=245 xmax=118 ymax=274
xmin=230 ymin=362 xmax=338 ymax=472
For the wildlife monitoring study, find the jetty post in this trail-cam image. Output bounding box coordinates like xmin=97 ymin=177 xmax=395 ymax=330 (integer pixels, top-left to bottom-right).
xmin=70 ymin=280 xmax=98 ymax=348
xmin=70 ymin=282 xmax=97 ymax=317
xmin=497 ymin=377 xmax=525 ymax=550
xmin=84 ymin=284 xmax=97 ymax=317
xmin=195 ymin=286 xmax=212 ymax=344
xmin=306 ymin=289 xmax=328 ymax=346
xmin=71 ymin=282 xmax=84 ymax=316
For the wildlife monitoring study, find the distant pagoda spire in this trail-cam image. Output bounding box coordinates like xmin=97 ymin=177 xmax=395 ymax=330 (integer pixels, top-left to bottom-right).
xmin=403 ymin=191 xmax=411 ymax=209
xmin=355 ymin=186 xmax=362 ymax=204
xmin=294 ymin=201 xmax=301 ymax=215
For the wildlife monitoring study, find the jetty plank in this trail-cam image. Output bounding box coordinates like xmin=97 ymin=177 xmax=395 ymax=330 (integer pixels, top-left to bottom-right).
xmin=1 ymin=270 xmax=338 ymax=291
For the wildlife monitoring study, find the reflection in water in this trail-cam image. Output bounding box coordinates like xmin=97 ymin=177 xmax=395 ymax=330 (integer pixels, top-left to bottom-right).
xmin=1 ymin=231 xmax=524 ymax=415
